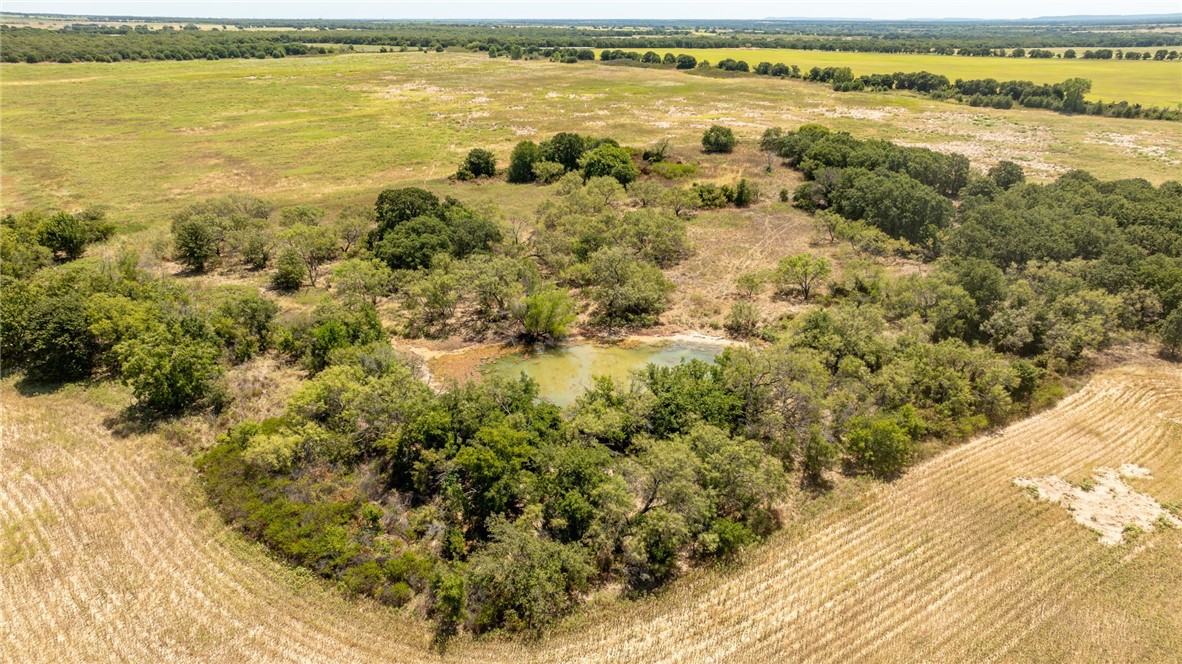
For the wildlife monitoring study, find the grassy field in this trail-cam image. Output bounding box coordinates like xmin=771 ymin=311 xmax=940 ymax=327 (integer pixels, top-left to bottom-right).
xmin=3 ymin=52 xmax=1181 ymax=238
xmin=670 ymin=47 xmax=1182 ymax=108
xmin=2 ymin=361 xmax=1179 ymax=662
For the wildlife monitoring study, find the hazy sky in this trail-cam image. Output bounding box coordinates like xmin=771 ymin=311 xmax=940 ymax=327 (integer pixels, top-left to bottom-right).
xmin=4 ymin=0 xmax=1181 ymax=21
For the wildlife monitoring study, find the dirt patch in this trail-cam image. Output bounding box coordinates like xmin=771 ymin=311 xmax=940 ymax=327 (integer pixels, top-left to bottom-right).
xmin=808 ymin=106 xmax=902 ymax=121
xmin=1015 ymin=465 xmax=1181 ymax=545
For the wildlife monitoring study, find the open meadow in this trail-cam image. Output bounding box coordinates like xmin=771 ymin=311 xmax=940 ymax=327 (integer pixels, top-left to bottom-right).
xmin=3 ymin=51 xmax=1182 ymax=236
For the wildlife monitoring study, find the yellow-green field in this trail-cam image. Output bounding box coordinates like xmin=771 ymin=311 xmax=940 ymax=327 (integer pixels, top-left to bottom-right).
xmin=3 ymin=52 xmax=1181 ymax=238
xmin=669 ymin=47 xmax=1182 ymax=108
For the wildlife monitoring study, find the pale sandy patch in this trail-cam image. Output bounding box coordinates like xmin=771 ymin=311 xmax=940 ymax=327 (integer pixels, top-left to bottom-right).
xmin=1015 ymin=466 xmax=1181 ymax=545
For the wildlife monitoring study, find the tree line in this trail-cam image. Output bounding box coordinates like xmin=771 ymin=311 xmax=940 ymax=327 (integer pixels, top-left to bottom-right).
xmin=5 ymin=16 xmax=1182 ymax=64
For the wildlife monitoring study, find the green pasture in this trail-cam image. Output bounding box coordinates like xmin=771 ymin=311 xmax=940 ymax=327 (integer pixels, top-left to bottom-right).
xmin=662 ymin=48 xmax=1182 ymax=108
xmin=2 ymin=52 xmax=1180 ymax=234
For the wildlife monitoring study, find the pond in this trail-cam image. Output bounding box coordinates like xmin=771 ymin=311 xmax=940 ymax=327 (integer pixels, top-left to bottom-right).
xmin=483 ymin=340 xmax=726 ymax=407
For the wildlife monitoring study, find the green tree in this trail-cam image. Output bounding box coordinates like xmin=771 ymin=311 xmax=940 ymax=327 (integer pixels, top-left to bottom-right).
xmin=117 ymin=328 xmax=222 ymax=413
xmin=585 ymin=247 xmax=674 ymax=329
xmin=987 ymin=161 xmax=1025 ymax=190
xmin=774 ymin=254 xmax=832 ymax=301
xmin=374 ymin=216 xmax=453 ymax=270
xmin=580 ymin=145 xmax=639 ymax=185
xmin=457 ymin=148 xmax=497 ymax=180
xmin=210 ymin=286 xmax=278 ymax=363
xmin=724 ymin=300 xmax=762 ymax=338
xmin=1158 ymin=307 xmax=1182 ymax=356
xmin=36 ymin=212 xmax=89 ymax=260
xmin=374 ymin=187 xmax=441 ymax=235
xmin=331 ymin=258 xmax=394 ymax=306
xmin=279 ymin=224 xmax=338 ymax=286
xmin=759 ymin=127 xmax=784 ymax=170
xmin=507 ymin=140 xmax=542 ymax=183
xmin=701 ymin=125 xmax=737 ymax=154
xmin=172 ymin=216 xmax=219 ymax=272
xmin=465 ymin=514 xmax=592 ymax=633
xmin=543 ymin=132 xmax=588 ymax=171
xmin=843 ymin=415 xmax=913 ymax=478
xmin=800 ymin=428 xmax=838 ymax=487
xmin=270 ymin=249 xmax=307 ymax=292
xmin=21 ymin=294 xmax=98 ymax=382
xmin=510 ymin=287 xmax=578 ymax=342
xmin=1060 ymin=77 xmax=1092 ymax=113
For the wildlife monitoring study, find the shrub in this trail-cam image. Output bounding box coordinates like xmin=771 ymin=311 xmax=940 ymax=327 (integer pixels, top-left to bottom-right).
xmin=733 ymin=179 xmax=758 ymax=207
xmin=586 ymin=247 xmax=673 ymax=329
xmin=843 ymin=415 xmax=914 ymax=478
xmin=532 ymin=160 xmax=566 ymax=184
xmin=172 ymin=217 xmax=219 ymax=272
xmin=692 ymin=183 xmax=732 ymax=209
xmin=724 ymin=301 xmax=761 ymax=338
xmin=271 ymin=249 xmax=307 ymax=292
xmin=36 ymin=212 xmax=89 ymax=260
xmin=511 ymin=287 xmax=578 ymax=342
xmin=458 ymin=148 xmax=497 ymax=180
xmin=701 ymin=125 xmax=737 ymax=154
xmin=21 ymin=294 xmax=98 ymax=382
xmin=648 ymin=161 xmax=698 ymax=179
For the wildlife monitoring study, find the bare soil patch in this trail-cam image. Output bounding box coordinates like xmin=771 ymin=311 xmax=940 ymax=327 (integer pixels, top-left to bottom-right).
xmin=1016 ymin=465 xmax=1182 ymax=545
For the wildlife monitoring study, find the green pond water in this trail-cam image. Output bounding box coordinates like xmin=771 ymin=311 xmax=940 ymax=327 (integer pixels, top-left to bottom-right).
xmin=484 ymin=341 xmax=724 ymax=407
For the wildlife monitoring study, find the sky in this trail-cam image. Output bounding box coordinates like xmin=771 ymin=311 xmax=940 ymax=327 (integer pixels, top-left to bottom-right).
xmin=3 ymin=0 xmax=1181 ymax=21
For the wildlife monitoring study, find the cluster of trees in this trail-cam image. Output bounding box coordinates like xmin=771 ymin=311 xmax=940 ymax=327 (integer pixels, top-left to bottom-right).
xmin=0 ymin=26 xmax=328 ymax=62
xmin=194 ymin=136 xmax=1182 ymax=633
xmin=478 ymin=131 xmax=640 ymax=186
xmin=599 ymin=49 xmax=697 ymax=68
xmin=1 ymin=207 xmax=114 ymax=278
xmin=774 ymin=125 xmax=1182 ymax=368
xmin=776 ymin=124 xmax=968 ymax=221
xmin=0 ymin=238 xmax=281 ymax=412
xmin=199 ymin=350 xmax=791 ymax=636
xmin=1077 ymin=48 xmax=1181 ymax=60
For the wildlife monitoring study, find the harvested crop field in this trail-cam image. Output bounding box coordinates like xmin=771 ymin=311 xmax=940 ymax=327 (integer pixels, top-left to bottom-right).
xmin=3 ymin=361 xmax=1179 ymax=662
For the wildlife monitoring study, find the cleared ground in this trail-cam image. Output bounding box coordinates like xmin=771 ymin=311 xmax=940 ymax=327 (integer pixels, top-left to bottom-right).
xmin=2 ymin=361 xmax=1179 ymax=662
xmin=2 ymin=52 xmax=1181 ymax=236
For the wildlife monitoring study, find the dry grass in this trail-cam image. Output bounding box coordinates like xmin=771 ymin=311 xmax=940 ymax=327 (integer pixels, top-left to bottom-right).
xmin=3 ymin=360 xmax=1179 ymax=662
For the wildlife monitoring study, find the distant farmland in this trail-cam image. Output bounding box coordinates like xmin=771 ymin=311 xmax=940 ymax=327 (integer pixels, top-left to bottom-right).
xmin=661 ymin=47 xmax=1182 ymax=108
